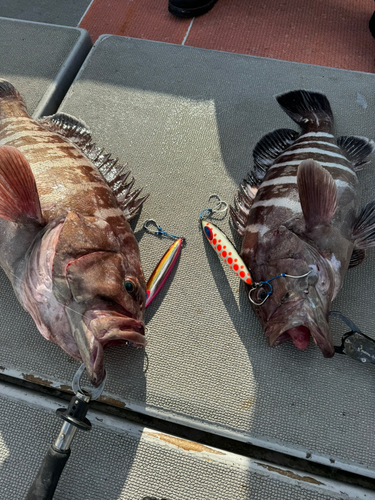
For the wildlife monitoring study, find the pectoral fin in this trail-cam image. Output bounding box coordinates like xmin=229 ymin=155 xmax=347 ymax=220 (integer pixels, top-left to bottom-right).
xmin=0 ymin=146 xmax=44 ymax=226
xmin=297 ymin=159 xmax=337 ymax=231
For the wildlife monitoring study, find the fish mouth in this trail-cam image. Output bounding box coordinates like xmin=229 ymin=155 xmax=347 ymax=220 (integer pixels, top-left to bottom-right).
xmin=87 ymin=308 xmax=145 ymax=386
xmin=264 ymin=298 xmax=335 ymax=358
xmin=65 ymin=304 xmax=145 ymax=387
xmin=89 ymin=312 xmax=146 ymax=349
xmin=266 ymin=322 xmax=334 ymax=357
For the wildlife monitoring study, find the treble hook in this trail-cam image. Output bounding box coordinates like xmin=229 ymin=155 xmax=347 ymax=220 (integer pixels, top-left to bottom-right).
xmin=143 ymin=219 xmax=184 ymax=241
xmin=199 ymin=194 xmax=228 ymax=220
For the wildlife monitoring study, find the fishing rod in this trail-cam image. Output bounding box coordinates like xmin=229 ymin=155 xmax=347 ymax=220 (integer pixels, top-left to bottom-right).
xmin=25 ymin=364 xmax=106 ymax=500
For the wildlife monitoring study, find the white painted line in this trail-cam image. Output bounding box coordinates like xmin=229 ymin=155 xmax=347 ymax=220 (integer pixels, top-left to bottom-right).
xmin=182 ymin=18 xmax=194 ymax=46
xmin=77 ymin=0 xmax=96 ymax=26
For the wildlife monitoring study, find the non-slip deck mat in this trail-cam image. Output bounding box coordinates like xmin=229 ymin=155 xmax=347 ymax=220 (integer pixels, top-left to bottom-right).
xmin=0 ymin=17 xmax=91 ymax=116
xmin=0 ymin=0 xmax=91 ymax=26
xmin=0 ymin=383 xmax=371 ymax=500
xmin=1 ymin=36 xmax=375 ymax=477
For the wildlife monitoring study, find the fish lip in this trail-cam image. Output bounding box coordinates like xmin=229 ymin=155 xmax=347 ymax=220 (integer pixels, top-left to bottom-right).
xmin=88 ymin=314 xmax=146 ymax=347
xmin=85 ymin=315 xmax=146 ymax=386
xmin=87 ymin=303 xmax=146 ymax=338
xmin=90 ymin=302 xmax=137 ymax=321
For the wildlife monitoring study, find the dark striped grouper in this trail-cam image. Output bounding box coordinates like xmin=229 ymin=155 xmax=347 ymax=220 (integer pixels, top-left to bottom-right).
xmin=0 ymin=80 xmax=148 ymax=386
xmin=231 ymin=90 xmax=375 ymax=358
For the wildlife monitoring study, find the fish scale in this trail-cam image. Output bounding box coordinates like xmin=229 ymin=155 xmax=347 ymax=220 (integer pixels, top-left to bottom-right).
xmin=0 ymin=79 xmax=148 ymax=386
xmin=230 ymin=89 xmax=375 ymax=358
xmin=0 ymin=116 xmax=115 ymax=222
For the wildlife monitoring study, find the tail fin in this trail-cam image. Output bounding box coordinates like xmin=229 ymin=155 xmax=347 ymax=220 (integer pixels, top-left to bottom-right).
xmin=0 ymin=80 xmax=27 ymax=117
xmin=0 ymin=80 xmax=23 ymax=101
xmin=276 ymin=90 xmax=333 ymax=132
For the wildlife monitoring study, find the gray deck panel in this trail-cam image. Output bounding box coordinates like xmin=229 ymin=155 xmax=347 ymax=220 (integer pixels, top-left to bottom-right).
xmin=0 ymin=0 xmax=91 ymax=27
xmin=1 ymin=36 xmax=375 ymax=477
xmin=0 ymin=383 xmax=372 ymax=500
xmin=0 ymin=17 xmax=91 ymax=116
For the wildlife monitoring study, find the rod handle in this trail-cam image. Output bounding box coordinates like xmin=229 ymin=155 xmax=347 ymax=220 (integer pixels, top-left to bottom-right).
xmin=25 ymin=444 xmax=70 ymax=500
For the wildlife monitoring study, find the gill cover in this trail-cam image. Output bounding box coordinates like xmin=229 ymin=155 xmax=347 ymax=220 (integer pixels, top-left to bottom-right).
xmin=52 ymin=212 xmax=120 ymax=303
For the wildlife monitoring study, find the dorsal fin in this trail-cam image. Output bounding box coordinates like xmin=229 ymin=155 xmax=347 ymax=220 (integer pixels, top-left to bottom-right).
xmin=0 ymin=146 xmax=44 ymax=225
xmin=253 ymin=128 xmax=298 ymax=181
xmin=352 ymin=200 xmax=375 ymax=249
xmin=38 ymin=113 xmax=92 ymax=149
xmin=349 ymin=248 xmax=366 ymax=268
xmin=39 ymin=113 xmax=148 ymax=220
xmin=230 ymin=177 xmax=258 ymax=236
xmin=297 ymin=159 xmax=337 ymax=231
xmin=337 ymin=136 xmax=375 ymax=172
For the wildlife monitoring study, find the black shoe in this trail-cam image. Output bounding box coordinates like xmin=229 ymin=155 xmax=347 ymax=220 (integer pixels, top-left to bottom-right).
xmin=370 ymin=11 xmax=375 ymax=38
xmin=168 ymin=0 xmax=218 ymax=18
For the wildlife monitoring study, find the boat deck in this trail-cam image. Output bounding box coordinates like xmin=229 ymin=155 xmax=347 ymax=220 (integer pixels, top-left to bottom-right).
xmin=0 ymin=2 xmax=375 ymax=499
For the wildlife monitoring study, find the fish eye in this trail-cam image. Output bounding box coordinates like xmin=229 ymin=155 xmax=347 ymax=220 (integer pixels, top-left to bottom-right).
xmin=124 ymin=279 xmax=136 ymax=294
xmin=258 ymin=289 xmax=268 ymax=301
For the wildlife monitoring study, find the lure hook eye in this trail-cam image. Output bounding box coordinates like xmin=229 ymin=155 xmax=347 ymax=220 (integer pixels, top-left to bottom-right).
xmin=143 ymin=219 xmax=160 ymax=234
xmin=249 ymin=282 xmax=272 ymax=306
xmin=143 ymin=219 xmax=183 ymax=241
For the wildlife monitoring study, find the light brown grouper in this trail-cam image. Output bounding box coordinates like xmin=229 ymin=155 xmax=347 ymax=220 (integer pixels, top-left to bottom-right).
xmin=0 ymin=80 xmax=148 ymax=386
xmin=231 ymin=90 xmax=375 ymax=357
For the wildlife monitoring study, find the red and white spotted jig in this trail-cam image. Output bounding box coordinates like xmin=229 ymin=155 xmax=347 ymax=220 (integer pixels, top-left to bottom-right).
xmin=200 ymin=196 xmax=253 ymax=286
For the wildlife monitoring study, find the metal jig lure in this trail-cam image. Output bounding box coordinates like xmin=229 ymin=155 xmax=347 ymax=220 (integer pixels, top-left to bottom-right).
xmin=144 ymin=219 xmax=185 ymax=308
xmin=200 ymin=195 xmax=253 ymax=286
